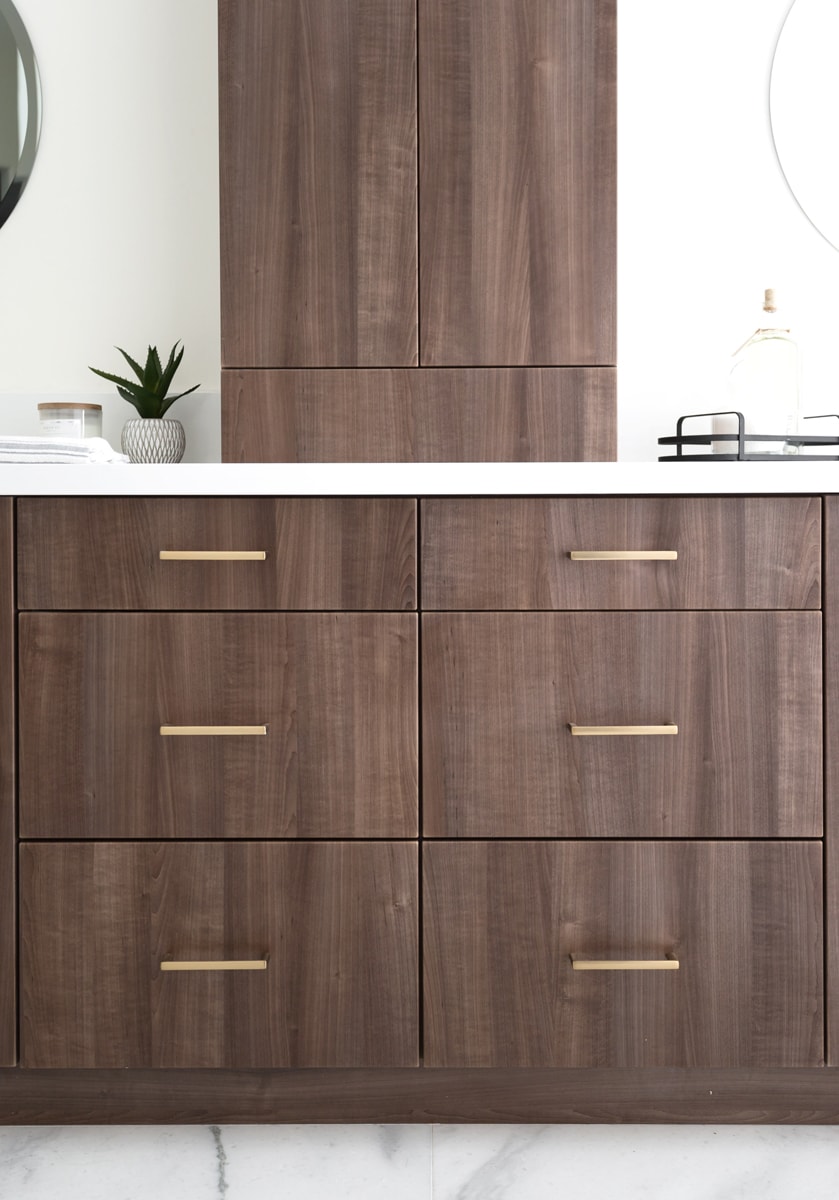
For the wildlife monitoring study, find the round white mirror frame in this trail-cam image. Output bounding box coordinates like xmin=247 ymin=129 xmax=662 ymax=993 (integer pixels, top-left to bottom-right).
xmin=0 ymin=0 xmax=41 ymax=232
xmin=771 ymin=0 xmax=839 ymax=252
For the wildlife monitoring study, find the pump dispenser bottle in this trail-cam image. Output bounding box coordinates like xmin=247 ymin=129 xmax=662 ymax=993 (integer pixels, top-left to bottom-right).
xmin=727 ymin=288 xmax=801 ymax=454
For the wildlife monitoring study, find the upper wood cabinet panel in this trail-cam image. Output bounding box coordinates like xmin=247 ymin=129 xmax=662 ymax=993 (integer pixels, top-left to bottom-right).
xmin=424 ymin=840 xmax=823 ymax=1068
xmin=421 ymin=497 xmax=822 ymax=610
xmin=422 ymin=612 xmax=822 ymax=838
xmin=219 ymin=0 xmax=418 ymax=367
xmin=21 ymin=841 xmax=419 ymax=1068
xmin=222 ymin=367 xmax=616 ymax=462
xmin=418 ymin=0 xmax=616 ymax=365
xmin=17 ymin=498 xmax=416 ymax=611
xmin=0 ymin=501 xmax=14 ymax=1066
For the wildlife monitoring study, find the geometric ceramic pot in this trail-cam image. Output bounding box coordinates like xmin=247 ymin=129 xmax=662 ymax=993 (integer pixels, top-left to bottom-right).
xmin=121 ymin=417 xmax=186 ymax=464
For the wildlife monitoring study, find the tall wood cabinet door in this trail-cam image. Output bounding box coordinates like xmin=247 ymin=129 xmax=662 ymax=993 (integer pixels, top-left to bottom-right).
xmin=422 ymin=612 xmax=822 ymax=838
xmin=419 ymin=0 xmax=616 ymax=366
xmin=21 ymin=841 xmax=419 ymax=1068
xmin=219 ymin=0 xmax=418 ymax=368
xmin=19 ymin=614 xmax=418 ymax=839
xmin=0 ymin=500 xmax=13 ymax=1065
xmin=424 ymin=841 xmax=824 ymax=1068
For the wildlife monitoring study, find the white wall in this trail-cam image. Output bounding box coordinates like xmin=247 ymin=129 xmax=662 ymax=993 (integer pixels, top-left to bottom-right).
xmin=619 ymin=0 xmax=839 ymax=459
xmin=0 ymin=0 xmax=220 ymax=461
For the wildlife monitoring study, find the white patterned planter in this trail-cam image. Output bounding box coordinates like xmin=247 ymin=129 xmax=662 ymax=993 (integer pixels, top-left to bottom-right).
xmin=121 ymin=418 xmax=186 ymax=464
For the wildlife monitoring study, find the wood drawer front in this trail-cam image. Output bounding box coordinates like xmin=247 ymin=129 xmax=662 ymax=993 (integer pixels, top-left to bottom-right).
xmin=19 ymin=614 xmax=418 ymax=839
xmin=17 ymin=498 xmax=416 ymax=611
xmin=422 ymin=612 xmax=822 ymax=838
xmin=421 ymin=497 xmax=822 ymax=610
xmin=20 ymin=841 xmax=419 ymax=1069
xmin=424 ymin=841 xmax=823 ymax=1069
xmin=222 ymin=368 xmax=616 ymax=462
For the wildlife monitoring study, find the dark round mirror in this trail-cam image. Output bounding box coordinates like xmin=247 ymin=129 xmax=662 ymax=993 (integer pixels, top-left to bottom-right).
xmin=0 ymin=0 xmax=40 ymax=231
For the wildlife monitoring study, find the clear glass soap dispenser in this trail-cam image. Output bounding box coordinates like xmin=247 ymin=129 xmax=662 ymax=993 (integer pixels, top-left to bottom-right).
xmin=727 ymin=288 xmax=801 ymax=454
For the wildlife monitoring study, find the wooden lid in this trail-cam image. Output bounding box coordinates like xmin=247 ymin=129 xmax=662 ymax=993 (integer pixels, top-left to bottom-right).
xmin=37 ymin=403 xmax=102 ymax=412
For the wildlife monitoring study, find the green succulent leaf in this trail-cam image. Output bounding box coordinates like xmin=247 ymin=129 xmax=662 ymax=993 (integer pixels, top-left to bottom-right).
xmin=158 ymin=382 xmax=200 ymax=417
xmin=115 ymin=347 xmax=147 ymax=384
xmin=89 ymin=366 xmax=145 ymax=395
xmin=159 ymin=343 xmax=185 ymax=396
xmin=90 ymin=340 xmax=199 ymax=418
xmin=145 ymin=346 xmax=163 ymax=392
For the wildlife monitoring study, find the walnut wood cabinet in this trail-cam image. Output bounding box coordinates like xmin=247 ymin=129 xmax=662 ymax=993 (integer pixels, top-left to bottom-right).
xmin=219 ymin=0 xmax=617 ymax=461
xmin=1 ymin=490 xmax=837 ymax=1122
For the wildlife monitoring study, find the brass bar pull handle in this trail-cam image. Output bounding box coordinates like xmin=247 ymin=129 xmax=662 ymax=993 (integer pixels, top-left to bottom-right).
xmin=159 ymin=550 xmax=267 ymax=561
xmin=569 ymin=550 xmax=678 ymax=561
xmin=160 ymin=725 xmax=268 ymax=737
xmin=571 ymin=955 xmax=679 ymax=971
xmin=569 ymin=723 xmax=678 ymax=737
xmin=161 ymin=960 xmax=268 ymax=972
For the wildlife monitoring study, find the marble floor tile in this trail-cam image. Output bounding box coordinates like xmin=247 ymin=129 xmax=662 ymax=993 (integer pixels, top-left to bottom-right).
xmin=431 ymin=1124 xmax=839 ymax=1200
xmin=0 ymin=1125 xmax=432 ymax=1200
xmin=0 ymin=1126 xmax=217 ymax=1200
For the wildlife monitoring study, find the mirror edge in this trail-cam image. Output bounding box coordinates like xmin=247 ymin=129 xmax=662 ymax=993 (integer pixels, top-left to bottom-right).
xmin=0 ymin=0 xmax=41 ymax=231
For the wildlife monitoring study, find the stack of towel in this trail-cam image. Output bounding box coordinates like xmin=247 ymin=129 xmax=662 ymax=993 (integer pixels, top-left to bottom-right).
xmin=0 ymin=436 xmax=128 ymax=464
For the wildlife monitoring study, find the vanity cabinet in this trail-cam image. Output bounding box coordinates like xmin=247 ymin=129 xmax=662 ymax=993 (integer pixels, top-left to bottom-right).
xmin=219 ymin=0 xmax=617 ymax=460
xmin=1 ymin=487 xmax=837 ymax=1121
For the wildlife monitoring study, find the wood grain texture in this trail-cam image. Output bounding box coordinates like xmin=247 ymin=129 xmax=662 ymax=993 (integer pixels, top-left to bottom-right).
xmin=17 ymin=498 xmax=416 ymax=610
xmin=419 ymin=0 xmax=616 ymax=365
xmin=222 ymin=367 xmax=616 ymax=461
xmin=422 ymin=612 xmax=822 ymax=837
xmin=20 ymin=842 xmax=418 ymax=1068
xmin=424 ymin=841 xmax=824 ymax=1068
xmin=0 ymin=501 xmax=13 ymax=1065
xmin=3 ymin=1066 xmax=839 ymax=1124
xmin=219 ymin=0 xmax=417 ymax=367
xmin=19 ymin=614 xmax=418 ymax=838
xmin=825 ymin=497 xmax=839 ymax=1064
xmin=421 ymin=497 xmax=822 ymax=610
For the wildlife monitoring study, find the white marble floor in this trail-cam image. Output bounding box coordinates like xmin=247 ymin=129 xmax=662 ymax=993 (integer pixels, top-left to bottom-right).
xmin=1 ymin=1125 xmax=839 ymax=1199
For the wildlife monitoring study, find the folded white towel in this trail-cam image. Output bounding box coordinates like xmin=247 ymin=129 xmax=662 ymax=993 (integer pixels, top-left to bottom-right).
xmin=0 ymin=436 xmax=129 ymax=464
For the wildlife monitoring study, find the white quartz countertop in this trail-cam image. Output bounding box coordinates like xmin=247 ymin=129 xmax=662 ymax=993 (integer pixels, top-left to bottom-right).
xmin=1 ymin=461 xmax=839 ymax=495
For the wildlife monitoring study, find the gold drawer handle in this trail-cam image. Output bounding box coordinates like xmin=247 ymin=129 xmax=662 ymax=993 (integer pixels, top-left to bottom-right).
xmin=161 ymin=960 xmax=268 ymax=972
xmin=569 ymin=551 xmax=678 ymax=561
xmin=160 ymin=725 xmax=268 ymax=737
xmin=571 ymin=955 xmax=679 ymax=971
xmin=159 ymin=550 xmax=267 ymax=561
xmin=569 ymin=723 xmax=678 ymax=737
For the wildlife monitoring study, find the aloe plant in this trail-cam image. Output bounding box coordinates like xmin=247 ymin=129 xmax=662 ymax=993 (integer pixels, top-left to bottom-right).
xmin=89 ymin=341 xmax=200 ymax=418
